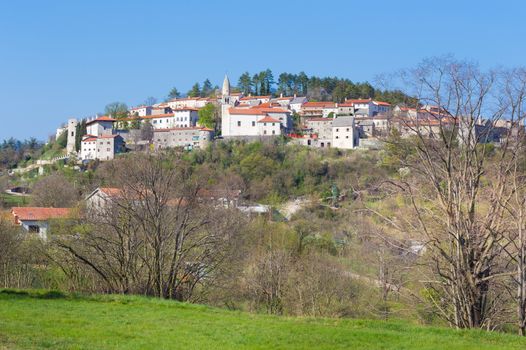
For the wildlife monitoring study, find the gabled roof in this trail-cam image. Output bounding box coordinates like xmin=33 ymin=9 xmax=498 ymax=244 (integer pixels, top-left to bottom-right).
xmin=12 ymin=207 xmax=71 ymax=221
xmin=252 ymin=107 xmax=290 ymax=114
xmin=332 ymin=116 xmax=355 ymax=127
xmin=86 ymin=116 xmax=116 ymax=125
xmin=258 ymin=116 xmax=280 ymax=123
xmin=228 ymin=108 xmax=267 ymax=115
xmin=81 ymin=134 xmax=120 ymax=142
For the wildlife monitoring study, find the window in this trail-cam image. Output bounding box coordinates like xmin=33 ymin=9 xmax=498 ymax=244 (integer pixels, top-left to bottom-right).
xmin=346 ymin=136 xmax=349 ymax=139
xmin=346 ymin=128 xmax=349 ymax=132
xmin=252 ymin=121 xmax=255 ymax=127
xmin=272 ymin=130 xmax=275 ymax=135
xmin=107 ymin=148 xmax=111 ymax=151
xmin=336 ymin=128 xmax=339 ymax=132
xmin=237 ymin=121 xmax=241 ymax=127
xmin=28 ymin=225 xmax=40 ymax=233
xmin=272 ymin=123 xmax=275 ymax=126
xmin=263 ymin=130 xmax=267 ymax=135
xmin=336 ymin=136 xmax=339 ymax=139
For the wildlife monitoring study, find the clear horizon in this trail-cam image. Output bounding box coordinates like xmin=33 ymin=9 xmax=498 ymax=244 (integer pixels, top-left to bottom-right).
xmin=1 ymin=0 xmax=525 ymax=141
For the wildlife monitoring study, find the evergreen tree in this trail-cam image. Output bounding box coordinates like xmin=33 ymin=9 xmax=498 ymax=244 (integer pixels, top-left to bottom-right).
xmin=238 ymin=72 xmax=253 ymax=95
xmin=167 ymin=87 xmax=181 ymax=100
xmin=188 ymin=83 xmax=201 ymax=98
xmin=201 ymin=79 xmax=213 ymax=97
xmin=75 ymin=119 xmax=87 ymax=152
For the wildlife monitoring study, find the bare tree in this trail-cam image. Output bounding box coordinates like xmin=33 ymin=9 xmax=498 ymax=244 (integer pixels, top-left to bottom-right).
xmin=498 ymin=68 xmax=526 ymax=335
xmin=31 ymin=173 xmax=79 ymax=207
xmin=54 ymin=153 xmax=240 ymax=300
xmin=384 ymin=57 xmax=523 ymax=329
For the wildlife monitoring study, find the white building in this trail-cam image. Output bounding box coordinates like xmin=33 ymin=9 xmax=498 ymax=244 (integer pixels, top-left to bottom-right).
xmin=11 ymin=207 xmax=71 ymax=239
xmin=332 ymin=117 xmax=359 ymax=149
xmin=290 ymin=96 xmax=308 ymax=113
xmin=341 ymin=99 xmax=391 ymax=118
xmin=222 ymin=107 xmax=290 ymax=137
xmin=80 ymin=134 xmax=125 ymax=161
xmin=86 ymin=116 xmax=116 ymax=137
xmin=129 ymin=105 xmax=152 ymax=117
xmin=140 ymin=109 xmax=198 ymax=130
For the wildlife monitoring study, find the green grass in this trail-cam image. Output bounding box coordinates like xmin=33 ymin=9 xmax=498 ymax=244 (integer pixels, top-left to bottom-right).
xmin=0 ymin=289 xmax=524 ymax=350
xmin=0 ymin=192 xmax=29 ymax=207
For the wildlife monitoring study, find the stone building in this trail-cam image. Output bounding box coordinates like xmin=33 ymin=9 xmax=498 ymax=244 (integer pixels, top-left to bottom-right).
xmin=153 ymin=127 xmax=214 ymax=150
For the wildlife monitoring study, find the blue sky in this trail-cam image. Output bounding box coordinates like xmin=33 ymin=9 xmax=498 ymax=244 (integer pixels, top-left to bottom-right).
xmin=1 ymin=0 xmax=525 ymax=141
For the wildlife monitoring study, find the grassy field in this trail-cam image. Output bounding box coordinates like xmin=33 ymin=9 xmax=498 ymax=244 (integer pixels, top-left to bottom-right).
xmin=0 ymin=289 xmax=524 ymax=350
xmin=0 ymin=192 xmax=29 ymax=207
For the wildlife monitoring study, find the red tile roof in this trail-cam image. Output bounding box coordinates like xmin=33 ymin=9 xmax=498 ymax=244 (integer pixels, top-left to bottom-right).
xmin=228 ymin=108 xmax=267 ymax=115
xmin=81 ymin=134 xmax=119 ymax=142
xmin=258 ymin=116 xmax=280 ymax=123
xmin=12 ymin=207 xmax=71 ymax=222
xmin=303 ymin=102 xmax=336 ymax=108
xmin=253 ymin=107 xmax=290 ymax=114
xmin=86 ymin=116 xmax=116 ymax=125
xmin=99 ymin=187 xmax=122 ymax=196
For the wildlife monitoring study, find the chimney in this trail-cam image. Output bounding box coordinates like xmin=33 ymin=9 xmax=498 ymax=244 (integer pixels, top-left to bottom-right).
xmin=280 ymin=92 xmax=283 ymax=98
xmin=294 ymin=93 xmax=297 ymax=98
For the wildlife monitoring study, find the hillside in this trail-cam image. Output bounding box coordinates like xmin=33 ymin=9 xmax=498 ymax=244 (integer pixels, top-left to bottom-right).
xmin=0 ymin=290 xmax=524 ymax=350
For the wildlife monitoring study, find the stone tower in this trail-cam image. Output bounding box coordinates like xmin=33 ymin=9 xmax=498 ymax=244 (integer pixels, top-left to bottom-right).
xmin=221 ymin=74 xmax=231 ymax=104
xmin=220 ymin=74 xmax=234 ymax=137
xmin=66 ymin=118 xmax=78 ymax=154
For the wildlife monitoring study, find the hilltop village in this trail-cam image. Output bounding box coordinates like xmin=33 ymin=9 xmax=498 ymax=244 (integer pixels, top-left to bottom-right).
xmin=54 ymin=75 xmax=512 ymax=162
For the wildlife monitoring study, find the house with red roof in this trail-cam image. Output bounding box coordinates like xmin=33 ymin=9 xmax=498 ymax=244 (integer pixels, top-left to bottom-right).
xmin=221 ymin=106 xmax=291 ymax=137
xmin=11 ymin=207 xmax=72 ymax=239
xmin=80 ymin=134 xmax=125 ymax=161
xmin=86 ymin=116 xmax=116 ymax=137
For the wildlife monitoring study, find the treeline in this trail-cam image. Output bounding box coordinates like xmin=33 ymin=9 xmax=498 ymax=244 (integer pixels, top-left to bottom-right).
xmin=170 ymin=69 xmax=416 ymax=105
xmin=0 ymin=138 xmax=43 ymax=170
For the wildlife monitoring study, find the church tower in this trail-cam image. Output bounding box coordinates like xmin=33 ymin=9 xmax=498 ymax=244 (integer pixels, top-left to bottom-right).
xmin=221 ymin=74 xmax=234 ymax=137
xmin=221 ymin=74 xmax=231 ymax=105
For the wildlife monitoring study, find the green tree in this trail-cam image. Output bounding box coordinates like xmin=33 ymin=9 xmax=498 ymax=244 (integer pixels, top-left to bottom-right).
xmin=197 ymin=103 xmax=217 ymax=129
xmin=75 ymin=119 xmax=87 ymax=152
xmin=167 ymin=87 xmax=181 ymax=100
xmin=201 ymin=79 xmax=213 ymax=97
xmin=263 ymin=69 xmax=274 ymax=95
xmin=238 ymin=72 xmax=253 ymax=95
xmin=188 ymin=83 xmax=201 ymax=98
